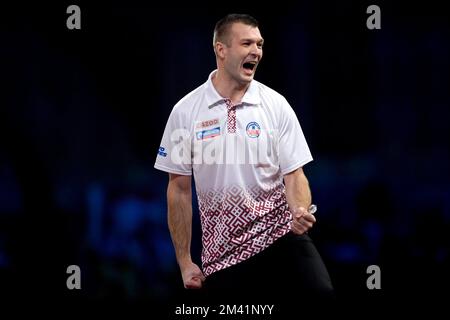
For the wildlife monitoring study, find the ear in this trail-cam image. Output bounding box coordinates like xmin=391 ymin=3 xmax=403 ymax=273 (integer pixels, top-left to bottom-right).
xmin=215 ymin=42 xmax=226 ymax=59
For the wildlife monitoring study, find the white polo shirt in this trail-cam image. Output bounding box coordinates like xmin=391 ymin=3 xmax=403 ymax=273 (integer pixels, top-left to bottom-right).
xmin=155 ymin=70 xmax=313 ymax=277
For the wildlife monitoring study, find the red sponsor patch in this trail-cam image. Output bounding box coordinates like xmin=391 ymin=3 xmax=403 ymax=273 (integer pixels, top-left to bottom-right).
xmin=196 ymin=118 xmax=219 ymax=129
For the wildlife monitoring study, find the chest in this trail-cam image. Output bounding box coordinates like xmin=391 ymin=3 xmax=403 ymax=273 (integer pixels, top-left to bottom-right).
xmin=191 ymin=106 xmax=279 ymax=165
xmin=193 ymin=105 xmax=275 ymax=139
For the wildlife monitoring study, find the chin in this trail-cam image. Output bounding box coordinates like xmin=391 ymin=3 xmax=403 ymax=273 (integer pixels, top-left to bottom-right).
xmin=240 ymin=74 xmax=254 ymax=83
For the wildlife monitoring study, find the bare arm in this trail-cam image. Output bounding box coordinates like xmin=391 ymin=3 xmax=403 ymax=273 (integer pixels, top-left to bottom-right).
xmin=284 ymin=167 xmax=316 ymax=235
xmin=167 ymin=173 xmax=205 ymax=288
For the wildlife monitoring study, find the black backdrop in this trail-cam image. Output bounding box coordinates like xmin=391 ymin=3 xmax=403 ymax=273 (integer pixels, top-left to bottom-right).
xmin=1 ymin=0 xmax=449 ymax=316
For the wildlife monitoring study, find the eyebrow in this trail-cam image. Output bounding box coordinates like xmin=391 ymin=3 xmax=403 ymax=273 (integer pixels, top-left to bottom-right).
xmin=240 ymin=38 xmax=265 ymax=44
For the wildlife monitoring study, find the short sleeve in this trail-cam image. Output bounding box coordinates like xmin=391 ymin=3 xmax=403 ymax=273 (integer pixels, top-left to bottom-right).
xmin=154 ymin=108 xmax=192 ymax=175
xmin=278 ymin=99 xmax=313 ymax=175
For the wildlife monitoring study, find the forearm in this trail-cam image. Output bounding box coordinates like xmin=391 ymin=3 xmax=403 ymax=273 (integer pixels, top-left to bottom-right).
xmin=167 ymin=180 xmax=193 ymax=269
xmin=284 ymin=168 xmax=312 ymax=212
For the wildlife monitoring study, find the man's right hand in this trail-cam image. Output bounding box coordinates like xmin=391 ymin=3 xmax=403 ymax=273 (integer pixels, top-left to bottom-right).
xmin=291 ymin=206 xmax=316 ymax=235
xmin=180 ymin=261 xmax=205 ymax=289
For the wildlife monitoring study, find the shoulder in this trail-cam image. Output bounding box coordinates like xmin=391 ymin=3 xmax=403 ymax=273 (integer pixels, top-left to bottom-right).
xmin=170 ymin=82 xmax=207 ymax=117
xmin=253 ymin=80 xmax=292 ymax=118
xmin=253 ymin=79 xmax=290 ymax=106
xmin=173 ymin=83 xmax=205 ymax=111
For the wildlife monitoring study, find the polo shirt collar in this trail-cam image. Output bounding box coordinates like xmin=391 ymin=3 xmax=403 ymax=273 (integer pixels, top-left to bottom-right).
xmin=205 ymin=70 xmax=261 ymax=108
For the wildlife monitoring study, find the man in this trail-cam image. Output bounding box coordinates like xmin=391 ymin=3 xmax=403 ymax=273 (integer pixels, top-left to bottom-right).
xmin=155 ymin=14 xmax=333 ymax=303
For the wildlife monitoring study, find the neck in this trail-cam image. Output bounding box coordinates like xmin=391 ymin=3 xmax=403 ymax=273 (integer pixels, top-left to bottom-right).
xmin=212 ymin=69 xmax=250 ymax=104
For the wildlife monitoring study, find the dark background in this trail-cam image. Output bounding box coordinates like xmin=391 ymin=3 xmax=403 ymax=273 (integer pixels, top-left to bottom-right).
xmin=1 ymin=0 xmax=449 ymax=315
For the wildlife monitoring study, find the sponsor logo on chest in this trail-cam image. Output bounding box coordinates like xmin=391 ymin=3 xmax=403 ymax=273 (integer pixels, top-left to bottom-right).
xmin=196 ymin=118 xmax=219 ymax=129
xmin=195 ymin=118 xmax=221 ymax=140
xmin=196 ymin=127 xmax=221 ymax=140
xmin=246 ymin=121 xmax=261 ymax=138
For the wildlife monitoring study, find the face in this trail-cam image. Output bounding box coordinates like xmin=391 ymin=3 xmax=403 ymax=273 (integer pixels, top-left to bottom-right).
xmin=219 ymin=22 xmax=264 ymax=85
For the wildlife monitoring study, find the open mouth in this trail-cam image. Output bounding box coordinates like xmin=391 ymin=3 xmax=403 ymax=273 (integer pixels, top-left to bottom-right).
xmin=243 ymin=61 xmax=257 ymax=72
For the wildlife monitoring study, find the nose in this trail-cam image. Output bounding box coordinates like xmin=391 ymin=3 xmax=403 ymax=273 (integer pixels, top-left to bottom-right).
xmin=250 ymin=43 xmax=262 ymax=58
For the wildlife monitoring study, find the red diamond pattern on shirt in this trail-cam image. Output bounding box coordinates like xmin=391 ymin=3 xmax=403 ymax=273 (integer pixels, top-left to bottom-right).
xmin=225 ymin=99 xmax=237 ymax=133
xmin=197 ymin=183 xmax=292 ymax=277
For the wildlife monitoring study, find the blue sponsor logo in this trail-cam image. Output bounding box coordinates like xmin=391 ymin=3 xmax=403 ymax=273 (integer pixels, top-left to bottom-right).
xmin=246 ymin=122 xmax=260 ymax=138
xmin=158 ymin=146 xmax=167 ymax=157
xmin=196 ymin=127 xmax=221 ymax=140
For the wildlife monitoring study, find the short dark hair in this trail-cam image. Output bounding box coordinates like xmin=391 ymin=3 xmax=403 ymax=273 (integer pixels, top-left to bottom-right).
xmin=213 ymin=14 xmax=259 ymax=47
